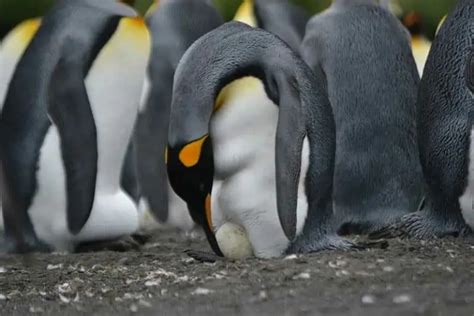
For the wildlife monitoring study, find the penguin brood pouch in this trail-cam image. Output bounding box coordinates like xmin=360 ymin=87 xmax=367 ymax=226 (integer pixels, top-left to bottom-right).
xmin=302 ymin=0 xmax=424 ymax=235
xmin=375 ymin=0 xmax=474 ymax=239
xmin=167 ymin=22 xmax=355 ymax=259
xmin=0 ymin=0 xmax=150 ymax=253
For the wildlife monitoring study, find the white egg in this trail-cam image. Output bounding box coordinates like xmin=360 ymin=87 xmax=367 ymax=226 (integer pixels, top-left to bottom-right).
xmin=215 ymin=222 xmax=253 ymax=259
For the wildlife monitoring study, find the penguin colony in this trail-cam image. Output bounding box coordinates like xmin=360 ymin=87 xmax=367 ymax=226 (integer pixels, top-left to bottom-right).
xmin=0 ymin=0 xmax=472 ymax=259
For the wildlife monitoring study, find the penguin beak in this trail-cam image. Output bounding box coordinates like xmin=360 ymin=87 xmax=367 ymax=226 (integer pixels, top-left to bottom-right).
xmin=167 ymin=135 xmax=223 ymax=256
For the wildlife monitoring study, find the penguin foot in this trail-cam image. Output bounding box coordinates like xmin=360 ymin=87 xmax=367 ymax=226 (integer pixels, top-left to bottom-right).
xmin=287 ymin=235 xmax=363 ymax=254
xmin=0 ymin=236 xmax=52 ymax=254
xmin=184 ymin=249 xmax=223 ymax=263
xmin=337 ymin=213 xmax=410 ymax=236
xmin=369 ymin=212 xmax=471 ymax=240
xmin=76 ymin=234 xmax=149 ymax=253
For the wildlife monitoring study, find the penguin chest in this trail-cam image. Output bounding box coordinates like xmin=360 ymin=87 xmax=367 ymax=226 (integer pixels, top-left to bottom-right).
xmin=209 ymin=77 xmax=290 ymax=258
xmin=460 ymin=128 xmax=474 ymax=229
xmin=85 ymin=19 xmax=150 ymax=191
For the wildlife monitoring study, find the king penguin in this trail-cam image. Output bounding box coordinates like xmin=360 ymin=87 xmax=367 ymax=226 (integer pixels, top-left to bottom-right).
xmin=233 ymin=0 xmax=309 ymax=54
xmin=129 ymin=0 xmax=223 ymax=231
xmin=167 ymin=22 xmax=354 ymax=259
xmin=302 ymin=0 xmax=424 ymax=235
xmin=0 ymin=0 xmax=151 ymax=253
xmin=375 ymin=0 xmax=473 ymax=239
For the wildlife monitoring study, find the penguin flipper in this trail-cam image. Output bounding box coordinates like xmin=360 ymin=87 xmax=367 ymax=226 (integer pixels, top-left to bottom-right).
xmin=48 ymin=54 xmax=98 ymax=235
xmin=81 ymin=0 xmax=138 ymax=18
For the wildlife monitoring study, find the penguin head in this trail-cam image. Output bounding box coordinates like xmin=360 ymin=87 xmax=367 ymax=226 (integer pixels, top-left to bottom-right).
xmin=403 ymin=12 xmax=424 ymax=36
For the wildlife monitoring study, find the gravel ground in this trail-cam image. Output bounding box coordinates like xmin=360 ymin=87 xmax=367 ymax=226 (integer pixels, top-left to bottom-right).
xmin=1 ymin=230 xmax=474 ymax=316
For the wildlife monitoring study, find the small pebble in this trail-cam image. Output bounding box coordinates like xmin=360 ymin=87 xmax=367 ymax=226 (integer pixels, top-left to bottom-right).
xmin=191 ymin=288 xmax=214 ymax=295
xmin=130 ymin=304 xmax=138 ymax=313
xmin=383 ymin=266 xmax=395 ymax=272
xmin=361 ymin=294 xmax=376 ymax=304
xmin=145 ymin=280 xmax=160 ymax=287
xmin=293 ymin=272 xmax=311 ymax=280
xmin=0 ymin=294 xmax=6 ymax=300
xmin=284 ymin=254 xmax=298 ymax=260
xmin=393 ymin=294 xmax=412 ymax=304
xmin=0 ymin=267 xmax=7 ymax=273
xmin=29 ymin=306 xmax=44 ymax=314
xmin=47 ymin=264 xmax=63 ymax=270
xmin=139 ymin=300 xmax=152 ymax=308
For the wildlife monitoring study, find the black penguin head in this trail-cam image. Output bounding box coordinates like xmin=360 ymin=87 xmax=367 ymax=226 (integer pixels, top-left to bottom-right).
xmin=403 ymin=12 xmax=424 ymax=35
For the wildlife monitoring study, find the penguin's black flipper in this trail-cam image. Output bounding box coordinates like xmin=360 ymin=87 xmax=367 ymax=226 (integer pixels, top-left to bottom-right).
xmin=253 ymin=0 xmax=310 ymax=54
xmin=82 ymin=0 xmax=137 ymax=18
xmin=48 ymin=46 xmax=98 ymax=235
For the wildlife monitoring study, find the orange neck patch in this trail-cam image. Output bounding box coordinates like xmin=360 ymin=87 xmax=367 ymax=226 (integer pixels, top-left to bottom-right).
xmin=205 ymin=194 xmax=213 ymax=230
xmin=179 ymin=135 xmax=208 ymax=167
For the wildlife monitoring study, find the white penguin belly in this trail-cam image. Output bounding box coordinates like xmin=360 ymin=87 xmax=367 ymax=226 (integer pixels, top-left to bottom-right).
xmin=460 ymin=128 xmax=474 ymax=229
xmin=210 ymin=77 xmax=309 ymax=259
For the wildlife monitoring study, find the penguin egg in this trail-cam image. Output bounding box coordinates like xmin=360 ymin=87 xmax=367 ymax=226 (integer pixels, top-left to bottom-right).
xmin=215 ymin=222 xmax=253 ymax=259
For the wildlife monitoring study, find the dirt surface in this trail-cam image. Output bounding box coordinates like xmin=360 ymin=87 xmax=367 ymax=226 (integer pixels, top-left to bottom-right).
xmin=1 ymin=230 xmax=474 ymax=316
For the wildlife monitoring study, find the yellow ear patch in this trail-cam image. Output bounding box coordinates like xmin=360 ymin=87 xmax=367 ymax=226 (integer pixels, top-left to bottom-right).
xmin=179 ymin=135 xmax=208 ymax=167
xmin=2 ymin=18 xmax=41 ymax=54
xmin=214 ymin=76 xmax=262 ymax=112
xmin=205 ymin=194 xmax=213 ymax=230
xmin=145 ymin=0 xmax=160 ymax=18
xmin=233 ymin=0 xmax=257 ymax=27
xmin=436 ymin=15 xmax=447 ymax=35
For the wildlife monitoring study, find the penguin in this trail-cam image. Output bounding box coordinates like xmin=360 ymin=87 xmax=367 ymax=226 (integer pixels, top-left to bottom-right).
xmin=167 ymin=22 xmax=354 ymax=259
xmin=128 ymin=0 xmax=223 ymax=231
xmin=374 ymin=0 xmax=473 ymax=239
xmin=0 ymin=0 xmax=150 ymax=253
xmin=301 ymin=0 xmax=424 ymax=235
xmin=0 ymin=18 xmax=42 ymax=233
xmin=233 ymin=0 xmax=310 ymax=54
xmin=403 ymin=12 xmax=432 ymax=77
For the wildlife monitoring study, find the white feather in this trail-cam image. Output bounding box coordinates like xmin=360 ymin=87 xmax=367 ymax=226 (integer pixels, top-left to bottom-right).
xmin=210 ymin=77 xmax=309 ymax=259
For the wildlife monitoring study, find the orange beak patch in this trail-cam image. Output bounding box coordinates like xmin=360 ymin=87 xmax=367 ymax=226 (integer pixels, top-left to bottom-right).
xmin=205 ymin=194 xmax=213 ymax=230
xmin=179 ymin=135 xmax=208 ymax=167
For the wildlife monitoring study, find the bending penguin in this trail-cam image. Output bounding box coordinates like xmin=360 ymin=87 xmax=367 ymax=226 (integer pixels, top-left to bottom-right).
xmin=302 ymin=0 xmax=424 ymax=235
xmin=129 ymin=0 xmax=223 ymax=231
xmin=0 ymin=0 xmax=151 ymax=253
xmin=167 ymin=22 xmax=354 ymax=259
xmin=376 ymin=0 xmax=473 ymax=239
xmin=233 ymin=0 xmax=309 ymax=54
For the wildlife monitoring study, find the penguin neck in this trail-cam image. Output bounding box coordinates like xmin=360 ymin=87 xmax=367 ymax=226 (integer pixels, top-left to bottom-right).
xmin=332 ymin=0 xmax=378 ymax=8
